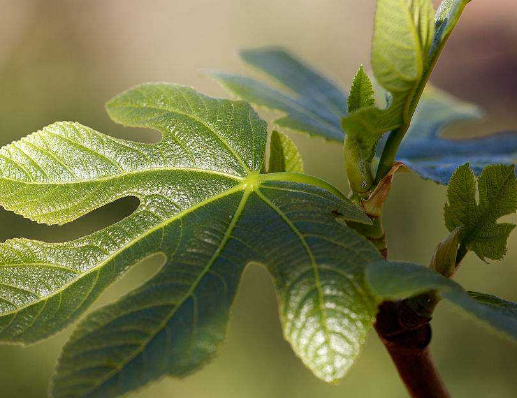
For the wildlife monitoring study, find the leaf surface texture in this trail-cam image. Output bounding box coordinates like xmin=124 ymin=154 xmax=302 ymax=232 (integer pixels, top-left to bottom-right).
xmin=0 ymin=83 xmax=382 ymax=397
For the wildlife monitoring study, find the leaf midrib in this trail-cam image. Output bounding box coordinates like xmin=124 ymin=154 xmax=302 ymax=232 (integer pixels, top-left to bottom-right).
xmin=0 ymin=167 xmax=244 ymax=186
xmin=73 ymin=185 xmax=253 ymax=397
xmin=0 ymin=181 xmax=248 ymax=320
xmin=255 ymin=189 xmax=335 ymax=367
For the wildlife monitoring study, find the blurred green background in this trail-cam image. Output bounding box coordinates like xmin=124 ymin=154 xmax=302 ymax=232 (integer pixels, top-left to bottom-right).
xmin=0 ymin=1 xmax=516 ymax=397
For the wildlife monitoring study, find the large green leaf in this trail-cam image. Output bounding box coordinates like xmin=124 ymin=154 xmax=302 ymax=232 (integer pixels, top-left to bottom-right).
xmin=0 ymin=84 xmax=266 ymax=345
xmin=52 ymin=183 xmax=380 ymax=397
xmin=366 ymin=261 xmax=517 ymax=341
xmin=0 ymin=83 xmax=383 ymax=397
xmin=444 ymin=164 xmax=517 ymax=261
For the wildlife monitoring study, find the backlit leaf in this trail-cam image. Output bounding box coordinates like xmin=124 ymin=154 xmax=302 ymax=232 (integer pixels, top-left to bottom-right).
xmin=371 ymin=0 xmax=431 ymax=95
xmin=268 ymin=130 xmax=303 ymax=173
xmin=0 ymin=83 xmax=383 ymax=397
xmin=341 ymin=0 xmax=435 ymax=192
xmin=53 ymin=185 xmax=380 ymax=397
xmin=0 ymin=83 xmax=266 ymax=345
xmin=347 ymin=66 xmax=375 ymax=114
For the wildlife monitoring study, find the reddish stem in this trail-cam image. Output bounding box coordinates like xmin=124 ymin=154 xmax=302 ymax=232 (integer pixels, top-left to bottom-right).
xmin=375 ymin=302 xmax=451 ymax=398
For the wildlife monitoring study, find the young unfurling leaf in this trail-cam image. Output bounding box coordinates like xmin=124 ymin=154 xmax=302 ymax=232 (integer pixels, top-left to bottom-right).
xmin=268 ymin=130 xmax=303 ymax=173
xmin=444 ymin=164 xmax=517 ymax=261
xmin=342 ymin=0 xmax=435 ymax=192
xmin=371 ymin=0 xmax=433 ymax=97
xmin=347 ymin=66 xmax=375 ymax=114
xmin=430 ymin=228 xmax=460 ymax=277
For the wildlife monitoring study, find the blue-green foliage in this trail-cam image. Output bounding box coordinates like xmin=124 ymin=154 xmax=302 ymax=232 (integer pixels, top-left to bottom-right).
xmin=210 ymin=48 xmax=347 ymax=141
xmin=396 ymin=89 xmax=517 ymax=184
xmin=213 ymin=48 xmax=517 ymax=185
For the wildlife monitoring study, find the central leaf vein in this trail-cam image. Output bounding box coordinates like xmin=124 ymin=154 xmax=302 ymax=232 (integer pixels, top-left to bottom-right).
xmin=79 ymin=186 xmax=252 ymax=395
xmin=254 ymin=189 xmax=333 ymax=359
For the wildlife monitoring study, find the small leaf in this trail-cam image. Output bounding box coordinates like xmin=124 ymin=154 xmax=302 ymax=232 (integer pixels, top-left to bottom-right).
xmin=210 ymin=48 xmax=347 ymax=141
xmin=444 ymin=164 xmax=517 ymax=261
xmin=347 ymin=65 xmax=375 ymax=114
xmin=366 ymin=261 xmax=517 ymax=341
xmin=268 ymin=130 xmax=303 ymax=173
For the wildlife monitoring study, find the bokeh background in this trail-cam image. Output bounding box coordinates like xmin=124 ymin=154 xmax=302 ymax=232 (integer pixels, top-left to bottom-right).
xmin=0 ymin=0 xmax=516 ymax=397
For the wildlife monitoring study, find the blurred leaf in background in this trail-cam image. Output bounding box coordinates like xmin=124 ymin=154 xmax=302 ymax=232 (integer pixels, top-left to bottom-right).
xmin=0 ymin=1 xmax=516 ymax=398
